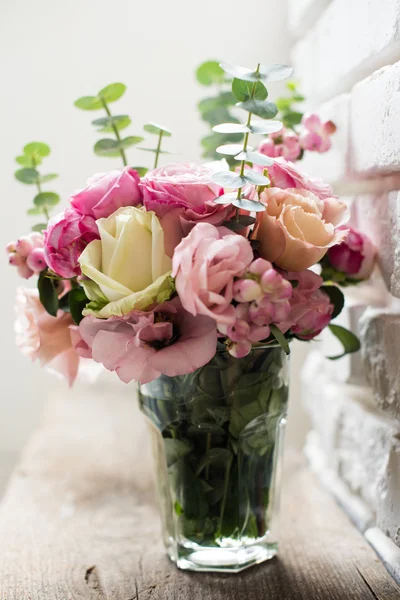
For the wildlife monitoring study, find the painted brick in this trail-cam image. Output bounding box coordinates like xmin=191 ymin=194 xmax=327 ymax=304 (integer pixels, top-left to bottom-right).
xmin=351 ymin=192 xmax=400 ymax=298
xmin=288 ymin=0 xmax=331 ymax=37
xmin=360 ymin=309 xmax=400 ymax=421
xmin=292 ymin=0 xmax=400 ymax=103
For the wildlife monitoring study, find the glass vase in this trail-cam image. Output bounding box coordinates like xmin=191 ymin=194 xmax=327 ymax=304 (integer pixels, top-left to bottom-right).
xmin=138 ymin=344 xmax=289 ymax=573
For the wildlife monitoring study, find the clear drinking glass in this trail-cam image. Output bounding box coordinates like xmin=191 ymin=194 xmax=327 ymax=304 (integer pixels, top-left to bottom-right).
xmin=138 ymin=344 xmax=289 ymax=573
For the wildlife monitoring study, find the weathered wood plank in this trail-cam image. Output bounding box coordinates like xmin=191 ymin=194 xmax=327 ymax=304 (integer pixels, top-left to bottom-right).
xmin=0 ymin=382 xmax=398 ymax=600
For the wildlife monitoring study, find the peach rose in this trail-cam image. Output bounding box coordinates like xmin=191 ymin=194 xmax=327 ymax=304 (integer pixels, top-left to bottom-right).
xmin=15 ymin=288 xmax=80 ymax=386
xmin=253 ymin=187 xmax=347 ymax=271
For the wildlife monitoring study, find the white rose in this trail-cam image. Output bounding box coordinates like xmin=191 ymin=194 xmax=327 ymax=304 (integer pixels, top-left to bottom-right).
xmin=79 ymin=206 xmax=173 ymax=318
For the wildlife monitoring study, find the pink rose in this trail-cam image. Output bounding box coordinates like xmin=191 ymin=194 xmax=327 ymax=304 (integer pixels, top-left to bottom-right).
xmin=44 ymin=208 xmax=99 ymax=279
xmin=172 ymin=223 xmax=254 ymax=325
xmin=70 ymin=167 xmax=142 ymax=219
xmin=15 ymin=287 xmax=80 ymax=386
xmin=286 ymin=270 xmax=333 ymax=340
xmin=327 ymin=226 xmax=376 ymax=280
xmin=268 ymin=157 xmax=335 ymax=201
xmin=252 ymin=187 xmax=347 ymax=271
xmin=74 ymin=297 xmax=217 ymax=384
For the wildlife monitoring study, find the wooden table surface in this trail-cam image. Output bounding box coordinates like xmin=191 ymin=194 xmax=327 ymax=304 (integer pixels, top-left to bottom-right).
xmin=0 ymin=385 xmax=399 ymax=600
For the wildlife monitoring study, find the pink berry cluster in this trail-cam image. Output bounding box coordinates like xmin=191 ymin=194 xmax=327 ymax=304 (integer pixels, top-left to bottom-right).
xmin=259 ymin=128 xmax=302 ymax=162
xmin=7 ymin=232 xmax=47 ymax=279
xmin=218 ymin=258 xmax=293 ymax=358
xmin=299 ymin=113 xmax=336 ymax=153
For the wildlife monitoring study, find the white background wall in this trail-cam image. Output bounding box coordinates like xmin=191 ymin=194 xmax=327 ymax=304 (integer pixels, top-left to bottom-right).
xmin=0 ymin=0 xmax=306 ymax=490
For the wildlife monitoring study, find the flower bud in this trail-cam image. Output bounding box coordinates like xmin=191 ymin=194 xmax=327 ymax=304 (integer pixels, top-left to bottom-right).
xmin=26 ymin=248 xmax=47 ymax=273
xmin=15 ymin=236 xmax=34 ymax=257
xmin=232 ymin=278 xmax=262 ymax=302
xmin=228 ymin=339 xmax=252 ymax=358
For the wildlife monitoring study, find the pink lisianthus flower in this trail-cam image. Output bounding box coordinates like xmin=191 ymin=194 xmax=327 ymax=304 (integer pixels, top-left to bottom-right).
xmin=172 ymin=223 xmax=254 ymax=325
xmin=259 ymin=128 xmax=302 ymax=162
xmin=300 ymin=113 xmax=336 ymax=153
xmin=285 ymin=270 xmax=334 ymax=340
xmin=73 ymin=297 xmax=217 ymax=385
xmin=7 ymin=232 xmax=46 ymax=279
xmin=15 ymin=287 xmax=80 ymax=386
xmin=327 ymin=226 xmax=376 ymax=280
xmin=140 ymin=163 xmax=230 ymax=256
xmin=70 ymin=167 xmax=142 ymax=219
xmin=44 ymin=208 xmax=99 ymax=279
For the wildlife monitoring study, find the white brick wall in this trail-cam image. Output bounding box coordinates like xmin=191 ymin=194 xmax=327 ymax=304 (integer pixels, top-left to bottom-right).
xmin=290 ymin=0 xmax=400 ymax=566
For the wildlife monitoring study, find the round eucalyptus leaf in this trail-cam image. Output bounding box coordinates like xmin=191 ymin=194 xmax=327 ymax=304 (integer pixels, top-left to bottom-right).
xmin=14 ymin=168 xmax=39 ymax=184
xmin=258 ymin=64 xmax=293 ymax=82
xmin=250 ymin=120 xmax=283 ymax=135
xmin=237 ymin=99 xmax=278 ymax=119
xmin=283 ymin=111 xmax=303 ymax=127
xmin=120 ymin=136 xmax=144 ymax=148
xmin=91 ymin=115 xmax=131 ymax=132
xmin=213 ymin=192 xmax=238 ymax=205
xmin=94 ymin=138 xmax=119 ymax=156
xmin=196 ymin=61 xmax=225 ymax=86
xmin=213 ymin=123 xmax=250 ymax=134
xmin=23 ymin=142 xmax=50 ymax=157
xmin=98 ymin=83 xmax=126 ymax=103
xmin=31 ymin=223 xmax=48 ymax=233
xmin=39 ymin=173 xmax=59 ymax=183
xmin=74 ymin=95 xmax=103 ymax=110
xmin=137 ymin=147 xmax=170 ymax=154
xmin=201 ymin=107 xmax=235 ymax=127
xmin=132 ymin=167 xmax=148 ymax=177
xmin=231 ymin=197 xmax=266 ymax=212
xmin=216 ymin=143 xmax=247 ymax=156
xmin=235 ymin=151 xmax=273 ymax=166
xmin=27 ymin=207 xmax=43 ymax=216
xmin=220 ymin=62 xmax=260 ymax=82
xmin=232 ymin=78 xmax=268 ymax=102
xmin=211 ymin=171 xmax=246 ymax=189
xmin=15 ymin=155 xmax=33 ymax=167
xmin=244 ymin=170 xmax=270 ymax=186
xmin=143 ymin=122 xmax=172 ymax=136
xmin=33 ymin=192 xmax=60 ymax=207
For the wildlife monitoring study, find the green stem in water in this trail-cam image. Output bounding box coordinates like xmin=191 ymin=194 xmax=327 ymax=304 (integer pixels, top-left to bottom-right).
xmin=101 ymin=98 xmax=127 ymax=167
xmin=154 ymin=130 xmax=164 ymax=169
xmin=235 ymin=63 xmax=261 ymax=222
xmin=205 ymin=433 xmax=211 ymax=481
xmin=217 ymin=450 xmax=233 ymax=539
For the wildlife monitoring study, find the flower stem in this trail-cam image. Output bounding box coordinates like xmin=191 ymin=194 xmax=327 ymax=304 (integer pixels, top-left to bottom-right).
xmin=35 ymin=178 xmax=50 ymax=223
xmin=101 ymin=98 xmax=128 ymax=167
xmin=235 ymin=63 xmax=261 ymax=222
xmin=217 ymin=451 xmax=233 ymax=539
xmin=154 ymin=130 xmax=164 ymax=169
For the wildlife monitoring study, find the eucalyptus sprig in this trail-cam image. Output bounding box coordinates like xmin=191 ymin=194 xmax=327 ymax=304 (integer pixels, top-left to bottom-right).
xmin=14 ymin=142 xmax=60 ymax=232
xmin=74 ymin=83 xmax=145 ymax=171
xmin=211 ymin=62 xmax=293 ymax=221
xmin=139 ymin=122 xmax=172 ymax=169
xmin=276 ymin=80 xmax=305 ymax=130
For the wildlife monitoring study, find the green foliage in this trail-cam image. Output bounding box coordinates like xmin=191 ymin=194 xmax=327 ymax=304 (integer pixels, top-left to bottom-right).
xmin=91 ymin=115 xmax=131 ymax=132
xmin=143 ymin=122 xmax=172 ymax=136
xmin=234 ymin=150 xmax=273 ymax=167
xmin=94 ymin=136 xmax=143 ymax=157
xmin=237 ymin=99 xmax=278 ymax=119
xmin=269 ymin=324 xmax=290 ymax=354
xmin=327 ymin=324 xmax=361 ymax=360
xmin=196 ymin=60 xmax=225 ymax=86
xmin=321 ymin=285 xmax=345 ymax=319
xmin=232 ymin=78 xmax=267 ymax=102
xmin=14 ymin=141 xmax=60 ymax=229
xmin=38 ymin=271 xmax=59 ymax=317
xmin=68 ymin=287 xmax=89 ymax=325
xmin=275 ymin=80 xmax=305 ymax=130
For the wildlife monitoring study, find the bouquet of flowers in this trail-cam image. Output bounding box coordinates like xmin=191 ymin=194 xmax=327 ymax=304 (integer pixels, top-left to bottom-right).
xmin=7 ymin=60 xmax=377 ymax=572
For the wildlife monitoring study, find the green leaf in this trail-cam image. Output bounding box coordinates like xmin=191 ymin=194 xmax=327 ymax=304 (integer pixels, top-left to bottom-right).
xmin=235 ymin=151 xmax=273 ymax=167
xmin=94 ymin=137 xmax=143 ymax=157
xmin=15 ymin=155 xmax=34 ymax=167
xmin=283 ymin=111 xmax=303 ymax=127
xmin=91 ymin=115 xmax=131 ymax=132
xmin=33 ymin=192 xmax=60 ymax=207
xmin=231 ymin=197 xmax=266 ymax=212
xmin=137 ymin=147 xmax=170 ymax=154
xmin=201 ymin=107 xmax=235 ymax=127
xmin=211 ymin=171 xmax=246 ymax=189
xmin=216 ymin=143 xmax=246 ymax=156
xmin=98 ymin=82 xmax=126 ymax=103
xmin=220 ymin=62 xmax=260 ymax=82
xmin=31 ymin=223 xmax=47 ymax=233
xmin=276 ymin=97 xmax=292 ymax=112
xmin=232 ymin=78 xmax=268 ymax=102
xmin=23 ymin=142 xmax=50 ymax=157
xmin=143 ymin=122 xmax=172 ymax=136
xmin=14 ymin=168 xmax=39 ymax=184
xmin=321 ymin=285 xmax=345 ymax=320
xmin=213 ymin=192 xmax=238 ymax=205
xmin=74 ymin=95 xmax=104 ymax=110
xmin=68 ymin=287 xmax=89 ymax=325
xmin=120 ymin=136 xmax=144 ymax=148
xmin=39 ymin=173 xmax=59 ymax=183
xmin=327 ymin=324 xmax=361 ymax=360
xmin=196 ymin=448 xmax=232 ymax=476
xmin=249 ymin=120 xmax=283 ymax=135
xmin=164 ymin=438 xmax=192 ymax=468
xmin=270 ymin=324 xmax=290 ymax=354
xmin=258 ymin=64 xmax=293 ymax=82
xmin=196 ymin=60 xmax=225 ymax=86
xmin=132 ymin=166 xmax=148 ymax=176
xmin=38 ymin=271 xmax=59 ymax=317
xmin=286 ymin=81 xmax=297 ymax=92
xmin=222 ymin=215 xmax=256 ymax=231
xmin=237 ymin=99 xmax=278 ymax=119
xmin=198 ymin=93 xmax=236 ymax=114
xmin=27 ymin=207 xmax=43 ymax=216
xmin=244 ymin=170 xmax=270 ymax=186
xmin=213 ymin=123 xmax=250 ymax=134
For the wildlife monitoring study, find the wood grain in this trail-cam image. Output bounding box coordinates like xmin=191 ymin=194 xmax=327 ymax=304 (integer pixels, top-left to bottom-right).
xmin=0 ymin=382 xmax=398 ymax=600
